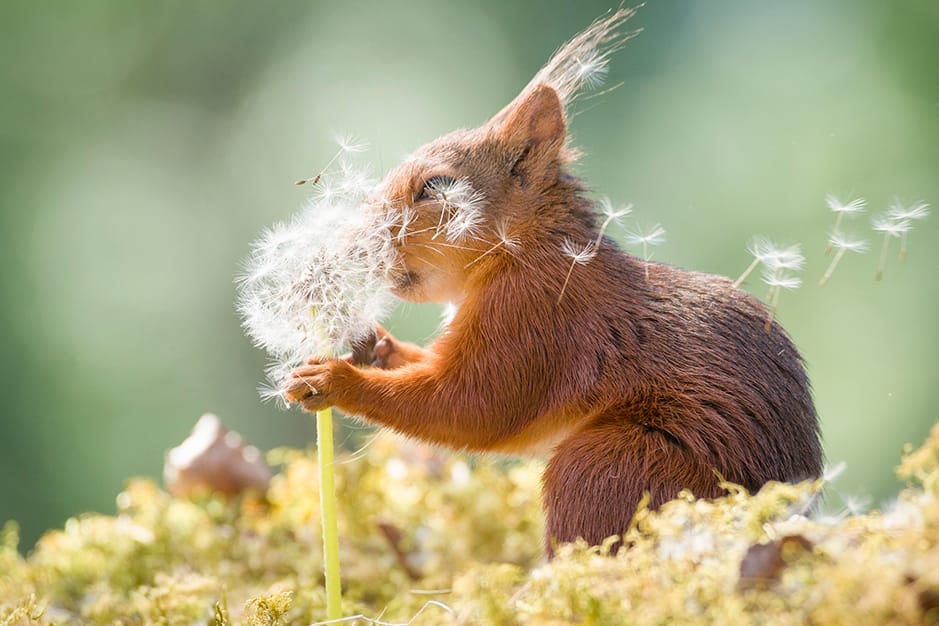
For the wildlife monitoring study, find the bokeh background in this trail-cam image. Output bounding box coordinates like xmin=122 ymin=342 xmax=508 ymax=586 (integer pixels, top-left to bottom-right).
xmin=1 ymin=0 xmax=937 ymax=549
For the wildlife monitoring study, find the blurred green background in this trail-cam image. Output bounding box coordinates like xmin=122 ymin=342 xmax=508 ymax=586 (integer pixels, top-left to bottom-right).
xmin=1 ymin=1 xmax=936 ymax=549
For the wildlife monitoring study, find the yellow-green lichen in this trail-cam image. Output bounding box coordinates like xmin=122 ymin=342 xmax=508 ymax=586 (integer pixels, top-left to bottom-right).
xmin=2 ymin=422 xmax=939 ymax=625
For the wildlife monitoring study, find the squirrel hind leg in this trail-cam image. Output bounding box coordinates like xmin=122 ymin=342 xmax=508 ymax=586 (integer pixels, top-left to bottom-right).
xmin=542 ymin=418 xmax=723 ymax=557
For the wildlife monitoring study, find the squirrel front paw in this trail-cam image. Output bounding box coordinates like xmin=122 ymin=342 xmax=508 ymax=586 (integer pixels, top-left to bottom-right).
xmin=283 ymin=358 xmax=356 ymax=412
xmin=348 ymin=325 xmax=422 ymax=370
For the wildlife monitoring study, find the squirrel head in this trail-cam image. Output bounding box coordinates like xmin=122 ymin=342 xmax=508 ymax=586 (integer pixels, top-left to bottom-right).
xmin=366 ymin=8 xmax=639 ymax=304
xmin=374 ymin=83 xmax=573 ymax=303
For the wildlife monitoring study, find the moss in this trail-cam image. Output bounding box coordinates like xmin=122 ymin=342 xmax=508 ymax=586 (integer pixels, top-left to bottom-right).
xmin=2 ymin=424 xmax=939 ymax=624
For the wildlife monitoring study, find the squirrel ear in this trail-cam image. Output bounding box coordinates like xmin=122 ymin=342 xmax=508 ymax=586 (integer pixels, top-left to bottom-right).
xmin=495 ymin=84 xmax=566 ymax=183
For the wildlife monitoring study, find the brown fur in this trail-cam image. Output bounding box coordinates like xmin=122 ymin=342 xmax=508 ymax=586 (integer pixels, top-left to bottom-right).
xmin=285 ymin=10 xmax=822 ymax=556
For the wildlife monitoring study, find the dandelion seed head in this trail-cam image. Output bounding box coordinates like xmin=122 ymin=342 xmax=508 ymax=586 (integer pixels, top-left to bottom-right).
xmin=336 ymin=160 xmax=376 ymax=197
xmin=312 ymin=178 xmax=340 ymax=203
xmin=825 ymin=195 xmax=867 ymax=215
xmin=238 ymin=152 xmax=397 ymax=396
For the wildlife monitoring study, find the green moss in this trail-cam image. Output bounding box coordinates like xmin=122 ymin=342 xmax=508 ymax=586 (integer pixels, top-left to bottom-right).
xmin=2 ymin=424 xmax=939 ymax=625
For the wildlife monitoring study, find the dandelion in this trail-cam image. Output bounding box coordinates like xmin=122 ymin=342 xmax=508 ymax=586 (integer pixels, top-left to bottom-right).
xmin=872 ymin=213 xmax=912 ymax=281
xmin=886 ymin=199 xmax=930 ymax=262
xmin=239 ymin=145 xmax=394 ymax=621
xmin=818 ymin=233 xmax=869 ymax=287
xmin=823 ymin=195 xmax=866 ymax=255
xmin=762 ymin=266 xmax=802 ymax=332
xmin=556 ymin=199 xmax=631 ymax=303
xmin=733 ymin=238 xmax=804 ymax=289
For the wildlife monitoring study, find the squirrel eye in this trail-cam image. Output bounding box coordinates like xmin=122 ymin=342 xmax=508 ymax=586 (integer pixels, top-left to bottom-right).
xmin=416 ymin=175 xmax=456 ymax=202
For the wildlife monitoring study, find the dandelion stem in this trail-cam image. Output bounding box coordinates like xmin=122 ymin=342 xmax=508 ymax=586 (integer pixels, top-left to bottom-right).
xmin=733 ymin=258 xmax=760 ymax=289
xmin=819 ymin=248 xmax=846 ymax=287
xmin=876 ymin=232 xmax=890 ymax=281
xmin=316 ymin=405 xmax=343 ymax=620
xmin=899 ymin=232 xmax=908 ymax=263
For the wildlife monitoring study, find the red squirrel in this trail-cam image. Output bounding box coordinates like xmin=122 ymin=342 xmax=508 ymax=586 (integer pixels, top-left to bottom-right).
xmin=284 ymin=9 xmax=822 ymax=553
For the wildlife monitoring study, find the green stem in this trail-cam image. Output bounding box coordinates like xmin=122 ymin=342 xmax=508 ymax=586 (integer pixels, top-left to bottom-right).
xmin=316 ymin=407 xmax=342 ymax=620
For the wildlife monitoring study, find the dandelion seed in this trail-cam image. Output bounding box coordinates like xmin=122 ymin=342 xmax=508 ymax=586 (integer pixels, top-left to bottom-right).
xmin=425 ymin=177 xmax=487 ymax=242
xmin=396 ymin=206 xmax=416 ymax=243
xmin=560 ymin=237 xmax=598 ymax=265
xmin=464 ymin=220 xmax=521 ymax=269
xmin=886 ymin=199 xmax=930 ymax=262
xmin=557 ymin=238 xmax=597 ymax=305
xmin=819 ymin=233 xmax=869 ymax=287
xmin=495 ymin=220 xmax=522 ymax=254
xmin=573 ymin=52 xmax=609 ymax=90
xmin=822 ymin=461 xmax=847 ymax=484
xmin=762 ymin=267 xmax=802 ymax=332
xmin=530 ymin=8 xmax=639 ymax=106
xmin=734 ymin=238 xmax=803 ymax=289
xmin=334 ymin=133 xmax=369 ymax=154
xmin=556 ymin=202 xmax=627 ymax=303
xmin=625 ymin=223 xmax=666 ymax=281
xmin=872 ymin=213 xmax=912 ymax=281
xmin=840 ymin=494 xmax=871 ymax=516
xmin=824 ymin=195 xmax=866 ymax=255
xmin=625 ymin=223 xmax=666 ymax=262
xmin=598 ymin=197 xmax=633 ymax=221
xmin=295 ymin=134 xmax=369 ymax=186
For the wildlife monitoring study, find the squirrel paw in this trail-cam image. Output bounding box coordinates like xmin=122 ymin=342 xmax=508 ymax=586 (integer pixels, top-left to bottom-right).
xmin=347 ymin=325 xmax=416 ymax=370
xmin=283 ymin=358 xmax=354 ymax=412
